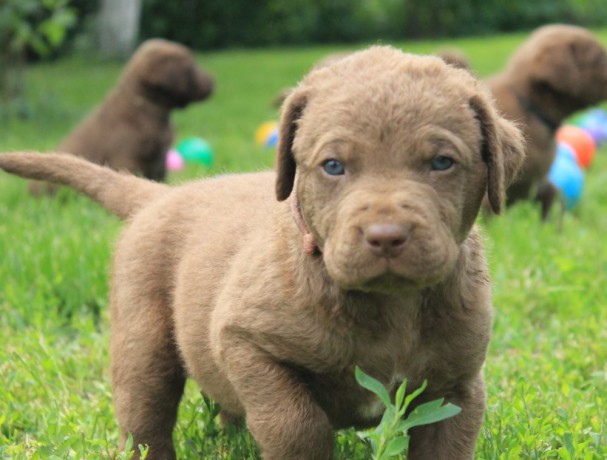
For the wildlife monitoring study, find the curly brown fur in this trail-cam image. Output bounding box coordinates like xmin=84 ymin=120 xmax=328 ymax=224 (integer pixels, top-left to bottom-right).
xmin=0 ymin=46 xmax=525 ymax=459
xmin=487 ymin=24 xmax=607 ymax=216
xmin=29 ymin=39 xmax=214 ymax=195
xmin=273 ymin=49 xmax=471 ymax=108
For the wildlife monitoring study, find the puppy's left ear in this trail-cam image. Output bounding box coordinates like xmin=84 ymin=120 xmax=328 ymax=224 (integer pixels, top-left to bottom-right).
xmin=531 ymin=38 xmax=607 ymax=97
xmin=275 ymin=89 xmax=308 ymax=201
xmin=470 ymin=93 xmax=526 ymax=214
xmin=531 ymin=43 xmax=583 ymax=96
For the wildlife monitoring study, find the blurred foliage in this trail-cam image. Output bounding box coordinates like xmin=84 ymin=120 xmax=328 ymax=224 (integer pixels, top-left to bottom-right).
xmin=0 ymin=0 xmax=76 ymax=116
xmin=0 ymin=0 xmax=76 ymax=58
xmin=139 ymin=0 xmax=406 ymax=49
xmin=138 ymin=0 xmax=607 ymax=49
xmin=7 ymin=0 xmax=607 ymax=58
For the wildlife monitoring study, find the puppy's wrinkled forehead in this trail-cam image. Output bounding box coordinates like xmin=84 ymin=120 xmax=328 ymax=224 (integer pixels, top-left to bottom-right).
xmin=293 ymin=47 xmax=483 ymax=157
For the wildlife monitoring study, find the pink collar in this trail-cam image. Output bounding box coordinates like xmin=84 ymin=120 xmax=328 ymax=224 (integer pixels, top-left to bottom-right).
xmin=289 ymin=176 xmax=319 ymax=255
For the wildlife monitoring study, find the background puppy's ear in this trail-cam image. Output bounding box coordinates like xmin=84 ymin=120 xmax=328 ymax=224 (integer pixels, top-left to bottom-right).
xmin=470 ymin=94 xmax=526 ymax=214
xmin=275 ymin=90 xmax=307 ymax=201
xmin=531 ymin=43 xmax=583 ymax=96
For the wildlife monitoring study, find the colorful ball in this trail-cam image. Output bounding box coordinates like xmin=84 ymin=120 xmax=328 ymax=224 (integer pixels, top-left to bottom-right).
xmin=572 ymin=109 xmax=607 ymax=145
xmin=266 ymin=129 xmax=279 ymax=147
xmin=556 ymin=125 xmax=596 ymax=169
xmin=556 ymin=142 xmax=577 ymax=164
xmin=166 ymin=149 xmax=184 ymax=171
xmin=548 ymin=146 xmax=585 ymax=210
xmin=255 ymin=121 xmax=279 ymax=147
xmin=176 ymin=137 xmax=214 ymax=166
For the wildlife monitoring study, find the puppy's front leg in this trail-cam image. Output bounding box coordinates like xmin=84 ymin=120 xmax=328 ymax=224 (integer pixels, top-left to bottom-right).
xmin=222 ymin=337 xmax=333 ymax=460
xmin=407 ymin=374 xmax=486 ymax=460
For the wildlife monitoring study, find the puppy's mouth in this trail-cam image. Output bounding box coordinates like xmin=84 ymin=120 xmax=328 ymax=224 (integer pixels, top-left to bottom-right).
xmin=356 ymin=267 xmax=419 ymax=294
xmin=358 ymin=258 xmax=443 ymax=291
xmin=322 ymin=229 xmax=460 ymax=293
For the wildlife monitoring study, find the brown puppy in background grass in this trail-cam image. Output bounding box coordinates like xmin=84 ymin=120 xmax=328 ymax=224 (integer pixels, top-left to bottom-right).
xmin=0 ymin=46 xmax=525 ymax=459
xmin=487 ymin=24 xmax=607 ymax=218
xmin=29 ymin=39 xmax=214 ymax=195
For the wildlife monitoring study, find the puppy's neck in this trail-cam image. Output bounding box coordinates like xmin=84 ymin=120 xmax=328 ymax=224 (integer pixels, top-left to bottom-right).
xmin=132 ymin=93 xmax=172 ymax=120
xmin=512 ymin=86 xmax=561 ymax=134
xmin=108 ymin=87 xmax=171 ymax=122
xmin=514 ymin=81 xmax=587 ymax=132
xmin=531 ymin=81 xmax=590 ymax=121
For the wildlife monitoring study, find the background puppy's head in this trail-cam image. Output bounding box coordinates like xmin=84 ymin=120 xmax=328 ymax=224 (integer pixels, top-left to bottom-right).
xmin=435 ymin=47 xmax=472 ymax=71
xmin=507 ymin=24 xmax=607 ymax=109
xmin=275 ymin=46 xmax=524 ymax=291
xmin=123 ymin=39 xmax=214 ymax=109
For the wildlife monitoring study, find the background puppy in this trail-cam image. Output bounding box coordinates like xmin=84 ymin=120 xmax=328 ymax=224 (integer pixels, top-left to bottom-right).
xmin=29 ymin=39 xmax=214 ymax=195
xmin=435 ymin=47 xmax=471 ymax=70
xmin=0 ymin=46 xmax=524 ymax=459
xmin=487 ymin=24 xmax=607 ymax=217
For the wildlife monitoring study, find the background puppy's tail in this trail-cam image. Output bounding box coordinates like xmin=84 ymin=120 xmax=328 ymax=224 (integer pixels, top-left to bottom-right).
xmin=0 ymin=152 xmax=168 ymax=220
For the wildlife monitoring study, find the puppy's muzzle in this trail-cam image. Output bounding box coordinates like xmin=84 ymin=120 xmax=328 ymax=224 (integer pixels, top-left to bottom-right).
xmin=322 ymin=184 xmax=460 ymax=291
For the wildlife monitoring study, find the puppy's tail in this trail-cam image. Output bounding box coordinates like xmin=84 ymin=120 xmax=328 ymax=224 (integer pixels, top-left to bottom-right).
xmin=0 ymin=152 xmax=168 ymax=220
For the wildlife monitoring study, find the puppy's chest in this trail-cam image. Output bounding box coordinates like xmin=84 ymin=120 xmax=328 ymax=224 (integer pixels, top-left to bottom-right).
xmin=307 ymin=357 xmax=425 ymax=429
xmin=308 ymin=322 xmax=429 ymax=428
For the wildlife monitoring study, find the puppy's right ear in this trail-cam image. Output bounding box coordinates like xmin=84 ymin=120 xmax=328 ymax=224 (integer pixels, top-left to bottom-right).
xmin=470 ymin=93 xmax=526 ymax=214
xmin=275 ymin=90 xmax=308 ymax=201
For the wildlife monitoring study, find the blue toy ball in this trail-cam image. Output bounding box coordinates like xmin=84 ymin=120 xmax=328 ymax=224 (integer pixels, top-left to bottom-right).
xmin=266 ymin=130 xmax=279 ymax=147
xmin=548 ymin=143 xmax=585 ymax=210
xmin=556 ymin=142 xmax=577 ymax=164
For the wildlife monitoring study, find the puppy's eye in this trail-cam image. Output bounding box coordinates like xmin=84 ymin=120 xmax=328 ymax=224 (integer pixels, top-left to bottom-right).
xmin=431 ymin=155 xmax=454 ymax=171
xmin=322 ymin=159 xmax=345 ymax=176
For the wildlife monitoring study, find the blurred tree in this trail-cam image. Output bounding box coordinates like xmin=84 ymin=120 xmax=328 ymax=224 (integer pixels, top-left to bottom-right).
xmin=97 ymin=0 xmax=141 ymax=58
xmin=0 ymin=0 xmax=75 ymax=117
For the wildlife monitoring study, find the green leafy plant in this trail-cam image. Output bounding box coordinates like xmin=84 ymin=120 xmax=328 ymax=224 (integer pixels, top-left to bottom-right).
xmin=117 ymin=433 xmax=149 ymax=460
xmin=355 ymin=366 xmax=462 ymax=459
xmin=0 ymin=0 xmax=75 ymax=115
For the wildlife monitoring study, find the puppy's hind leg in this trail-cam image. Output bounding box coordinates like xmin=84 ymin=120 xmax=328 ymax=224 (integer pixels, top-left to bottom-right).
xmin=110 ymin=291 xmax=186 ymax=460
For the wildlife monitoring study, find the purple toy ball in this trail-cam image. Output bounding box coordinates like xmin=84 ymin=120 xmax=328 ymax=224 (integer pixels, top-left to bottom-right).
xmin=585 ymin=124 xmax=607 ymax=145
xmin=573 ymin=109 xmax=607 ymax=145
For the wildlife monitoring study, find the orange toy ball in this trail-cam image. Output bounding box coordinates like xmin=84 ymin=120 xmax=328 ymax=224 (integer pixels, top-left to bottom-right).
xmin=556 ymin=125 xmax=596 ymax=169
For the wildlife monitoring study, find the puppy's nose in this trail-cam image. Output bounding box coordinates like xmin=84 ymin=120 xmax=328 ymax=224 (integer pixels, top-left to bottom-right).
xmin=364 ymin=223 xmax=409 ymax=258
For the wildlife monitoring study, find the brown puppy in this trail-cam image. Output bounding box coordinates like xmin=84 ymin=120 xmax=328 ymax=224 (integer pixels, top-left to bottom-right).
xmin=0 ymin=46 xmax=525 ymax=459
xmin=273 ymin=49 xmax=470 ymax=107
xmin=29 ymin=39 xmax=214 ymax=195
xmin=487 ymin=24 xmax=607 ymax=217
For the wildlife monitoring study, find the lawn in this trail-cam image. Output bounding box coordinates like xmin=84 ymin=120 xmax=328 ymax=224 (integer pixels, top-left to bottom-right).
xmin=1 ymin=29 xmax=607 ymax=459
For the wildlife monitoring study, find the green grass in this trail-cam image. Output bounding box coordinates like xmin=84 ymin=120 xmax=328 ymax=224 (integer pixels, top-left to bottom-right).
xmin=1 ymin=28 xmax=607 ymax=459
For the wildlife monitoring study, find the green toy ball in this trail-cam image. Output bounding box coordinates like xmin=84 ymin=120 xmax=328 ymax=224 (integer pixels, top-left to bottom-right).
xmin=176 ymin=137 xmax=214 ymax=166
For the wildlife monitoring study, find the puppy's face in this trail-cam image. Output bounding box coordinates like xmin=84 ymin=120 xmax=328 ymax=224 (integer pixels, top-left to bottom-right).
xmin=276 ymin=47 xmax=524 ymax=292
xmin=514 ymin=25 xmax=607 ymax=107
xmin=126 ymin=39 xmax=214 ymax=108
